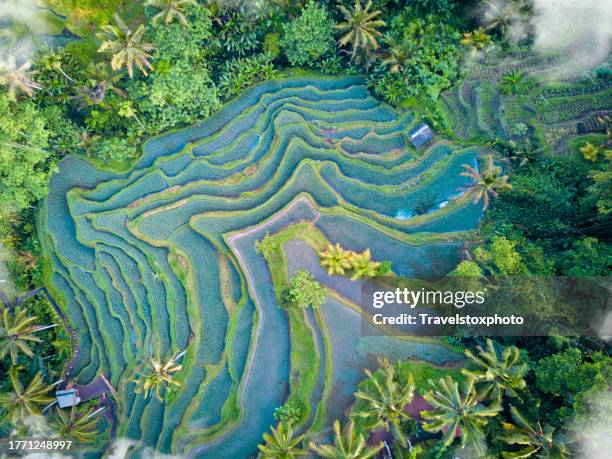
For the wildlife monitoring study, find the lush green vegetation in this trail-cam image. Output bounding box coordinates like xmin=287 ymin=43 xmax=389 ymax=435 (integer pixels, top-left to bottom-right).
xmin=1 ymin=0 xmax=610 ymax=456
xmin=258 ymin=336 xmax=610 ymax=458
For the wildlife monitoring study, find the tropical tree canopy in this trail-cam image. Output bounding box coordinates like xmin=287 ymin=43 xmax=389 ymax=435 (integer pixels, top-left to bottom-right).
xmin=0 ymin=94 xmax=54 ymax=226
xmin=462 ymin=155 xmax=512 ymax=209
xmin=98 ymin=14 xmax=155 ymax=78
xmin=281 ymin=1 xmax=336 ymax=67
xmin=258 ymin=422 xmax=306 ymax=458
xmin=483 ymin=0 xmax=532 ymax=42
xmin=145 ymin=0 xmax=197 ymax=27
xmin=580 ymin=142 xmax=599 ymax=162
xmin=422 ymin=376 xmax=501 ymax=456
xmin=73 ymin=62 xmax=126 ymax=108
xmin=319 ymin=243 xmax=353 ymax=276
xmin=309 ymin=419 xmax=383 ymax=459
xmin=381 ymin=35 xmax=415 ymax=74
xmin=51 ymin=404 xmax=104 ymax=443
xmin=354 ymin=358 xmax=415 ymax=447
xmin=499 ymin=69 xmax=527 ymax=95
xmin=500 ymin=406 xmax=571 ymax=458
xmin=0 ymin=308 xmax=49 ymax=364
xmin=348 ymin=249 xmax=380 ymax=281
xmin=288 ymin=270 xmax=325 ymax=309
xmin=272 ymin=0 xmax=306 ymax=18
xmin=133 ymin=351 xmax=184 ymax=401
xmin=336 ymin=0 xmax=386 ymax=58
xmin=462 ymin=338 xmax=528 ymax=402
xmin=0 ymin=372 xmax=55 ymax=424
xmin=459 ymin=27 xmax=493 ymax=55
xmin=0 ymin=55 xmax=42 ymax=99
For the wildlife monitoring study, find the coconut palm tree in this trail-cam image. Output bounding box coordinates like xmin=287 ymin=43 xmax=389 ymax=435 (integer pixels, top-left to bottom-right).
xmin=310 ymin=419 xmax=382 ymax=459
xmin=381 ymin=35 xmax=414 ymax=74
xmin=145 ymin=0 xmax=197 ymax=27
xmin=51 ymin=404 xmax=105 ymax=443
xmin=484 ymin=0 xmax=532 ymax=41
xmin=0 ymin=55 xmax=42 ymax=98
xmin=483 ymin=1 xmax=514 ymax=40
xmin=499 ymin=69 xmax=527 ymax=95
xmin=97 ymin=14 xmax=155 ymax=78
xmin=459 ymin=27 xmax=493 ymax=55
xmin=319 ymin=243 xmax=353 ymax=276
xmin=354 ymin=359 xmax=415 ymax=448
xmin=1 ymin=308 xmax=56 ymax=364
xmin=422 ymin=376 xmax=501 ymax=456
xmin=461 ymin=155 xmax=512 ymax=210
xmin=73 ymin=62 xmax=126 ymax=109
xmin=500 ymin=406 xmax=571 ymax=458
xmin=81 ymin=62 xmax=125 ymax=102
xmin=462 ymin=339 xmax=528 ymax=403
xmin=0 ymin=372 xmax=55 ymax=424
xmin=349 ymin=249 xmax=380 ymax=281
xmin=258 ymin=422 xmax=306 ymax=458
xmin=336 ymin=0 xmax=386 ymax=60
xmin=133 ymin=350 xmax=185 ymax=401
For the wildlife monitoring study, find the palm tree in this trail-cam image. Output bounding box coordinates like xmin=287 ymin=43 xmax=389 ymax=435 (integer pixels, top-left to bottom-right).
xmin=483 ymin=0 xmax=532 ymax=41
xmin=51 ymin=404 xmax=105 ymax=443
xmin=349 ymin=249 xmax=380 ymax=281
xmin=0 ymin=55 xmax=42 ymax=98
xmin=258 ymin=422 xmax=306 ymax=458
xmin=483 ymin=0 xmax=514 ymax=40
xmin=145 ymin=0 xmax=197 ymax=27
xmin=1 ymin=308 xmax=56 ymax=364
xmin=310 ymin=419 xmax=383 ymax=459
xmin=97 ymin=14 xmax=155 ymax=78
xmin=499 ymin=69 xmax=526 ymax=95
xmin=462 ymin=339 xmax=528 ymax=403
xmin=133 ymin=350 xmax=185 ymax=401
xmin=461 ymin=155 xmax=512 ymax=210
xmin=500 ymin=406 xmax=570 ymax=458
xmin=381 ymin=35 xmax=414 ymax=74
xmin=422 ymin=376 xmax=501 ymax=456
xmin=319 ymin=243 xmax=353 ymax=276
xmin=354 ymin=359 xmax=415 ymax=448
xmin=580 ymin=142 xmax=600 ymax=162
xmin=73 ymin=62 xmax=126 ymax=108
xmin=271 ymin=0 xmax=305 ymax=18
xmin=0 ymin=372 xmax=55 ymax=424
xmin=459 ymin=27 xmax=493 ymax=55
xmin=336 ymin=0 xmax=386 ymax=60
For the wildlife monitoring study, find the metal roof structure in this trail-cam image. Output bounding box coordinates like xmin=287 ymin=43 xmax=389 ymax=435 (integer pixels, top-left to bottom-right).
xmin=53 ymin=375 xmax=117 ymax=410
xmin=408 ymin=123 xmax=434 ymax=148
xmin=56 ymin=388 xmax=81 ymax=408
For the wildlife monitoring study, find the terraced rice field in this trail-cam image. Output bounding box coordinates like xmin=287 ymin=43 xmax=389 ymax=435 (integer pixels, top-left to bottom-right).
xmin=41 ymin=75 xmax=481 ymax=456
xmin=440 ymin=52 xmax=612 ymax=154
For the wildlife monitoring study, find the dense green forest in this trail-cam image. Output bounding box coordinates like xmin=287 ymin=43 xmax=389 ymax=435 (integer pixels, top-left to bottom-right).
xmin=0 ymin=0 xmax=610 ymax=457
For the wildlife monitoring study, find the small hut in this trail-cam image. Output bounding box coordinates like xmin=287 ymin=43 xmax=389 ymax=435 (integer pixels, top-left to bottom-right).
xmin=408 ymin=123 xmax=434 ymax=149
xmin=50 ymin=375 xmax=117 ymax=410
xmin=55 ymin=388 xmax=81 ymax=408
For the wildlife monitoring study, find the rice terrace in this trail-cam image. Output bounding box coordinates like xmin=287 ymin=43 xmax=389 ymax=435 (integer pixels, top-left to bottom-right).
xmin=41 ymin=75 xmax=480 ymax=456
xmin=1 ymin=1 xmax=611 ymax=458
